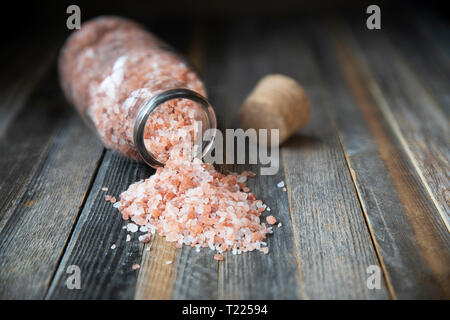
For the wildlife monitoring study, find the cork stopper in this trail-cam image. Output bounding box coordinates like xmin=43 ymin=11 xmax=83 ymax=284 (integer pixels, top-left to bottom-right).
xmin=239 ymin=74 xmax=311 ymax=146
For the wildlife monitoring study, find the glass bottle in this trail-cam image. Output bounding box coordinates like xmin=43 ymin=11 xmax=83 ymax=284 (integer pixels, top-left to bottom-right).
xmin=59 ymin=16 xmax=216 ymax=167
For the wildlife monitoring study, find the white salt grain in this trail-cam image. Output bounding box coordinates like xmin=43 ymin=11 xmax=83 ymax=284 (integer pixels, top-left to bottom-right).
xmin=126 ymin=234 xmax=131 ymax=242
xmin=111 ymin=244 xmax=116 ymax=249
xmin=127 ymin=223 xmax=138 ymax=233
xmin=277 ymin=181 xmax=285 ymax=188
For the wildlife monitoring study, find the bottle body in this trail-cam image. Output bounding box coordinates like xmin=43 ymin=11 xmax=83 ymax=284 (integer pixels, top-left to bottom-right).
xmin=59 ymin=16 xmax=209 ymax=163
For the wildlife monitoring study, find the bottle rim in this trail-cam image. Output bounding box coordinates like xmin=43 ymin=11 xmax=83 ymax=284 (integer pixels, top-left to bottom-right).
xmin=133 ymin=88 xmax=217 ymax=168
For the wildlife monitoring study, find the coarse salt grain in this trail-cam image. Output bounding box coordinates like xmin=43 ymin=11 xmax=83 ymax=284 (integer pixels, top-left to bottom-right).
xmin=126 ymin=234 xmax=131 ymax=242
xmin=165 ymin=260 xmax=172 ymax=265
xmin=127 ymin=223 xmax=139 ymax=233
xmin=132 ymin=264 xmax=140 ymax=270
xmin=277 ymin=181 xmax=285 ymax=188
xmin=266 ymin=215 xmax=277 ymax=225
xmin=214 ymin=254 xmax=224 ymax=261
xmin=102 ymin=187 xmax=108 ymax=191
xmin=111 ymin=244 xmax=116 ymax=249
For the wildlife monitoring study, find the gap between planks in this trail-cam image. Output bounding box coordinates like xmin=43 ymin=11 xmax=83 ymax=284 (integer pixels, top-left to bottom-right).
xmin=339 ymin=17 xmax=449 ymax=230
xmin=43 ymin=149 xmax=106 ymax=298
xmin=325 ymin=15 xmax=450 ymax=298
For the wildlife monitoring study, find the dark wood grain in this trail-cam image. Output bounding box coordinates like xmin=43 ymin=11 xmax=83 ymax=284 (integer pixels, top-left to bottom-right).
xmin=0 ymin=52 xmax=61 ymax=234
xmin=407 ymin=8 xmax=450 ymax=60
xmin=210 ymin=21 xmax=303 ymax=300
xmin=0 ymin=36 xmax=58 ymax=137
xmin=345 ymin=15 xmax=450 ymax=227
xmin=261 ymin=20 xmax=389 ymax=299
xmin=0 ymin=102 xmax=103 ymax=299
xmin=46 ymin=151 xmax=153 ymax=299
xmin=385 ymin=12 xmax=450 ymax=115
xmin=317 ymin=17 xmax=450 ymax=299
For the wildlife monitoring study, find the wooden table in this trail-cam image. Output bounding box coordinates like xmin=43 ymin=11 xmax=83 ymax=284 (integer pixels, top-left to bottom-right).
xmin=0 ymin=10 xmax=449 ymax=300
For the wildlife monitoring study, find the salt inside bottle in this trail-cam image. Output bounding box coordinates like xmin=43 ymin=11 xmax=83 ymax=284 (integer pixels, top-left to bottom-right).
xmin=59 ymin=16 xmax=216 ymax=167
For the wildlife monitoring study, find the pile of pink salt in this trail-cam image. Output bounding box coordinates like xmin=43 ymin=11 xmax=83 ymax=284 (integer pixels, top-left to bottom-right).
xmin=113 ymin=158 xmax=273 ymax=255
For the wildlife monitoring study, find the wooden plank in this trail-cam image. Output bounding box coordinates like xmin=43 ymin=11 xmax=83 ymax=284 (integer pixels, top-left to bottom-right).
xmin=207 ymin=21 xmax=303 ymax=300
xmin=0 ymin=49 xmax=58 ymax=233
xmin=265 ymin=20 xmax=390 ymax=299
xmin=45 ymin=151 xmax=152 ymax=299
xmin=384 ymin=12 xmax=450 ymax=115
xmin=0 ymin=105 xmax=103 ymax=299
xmin=0 ymin=66 xmax=69 ymax=232
xmin=0 ymin=36 xmax=58 ymax=137
xmin=343 ymin=16 xmax=450 ymax=227
xmin=316 ymin=17 xmax=450 ymax=299
xmin=407 ymin=8 xmax=450 ymax=60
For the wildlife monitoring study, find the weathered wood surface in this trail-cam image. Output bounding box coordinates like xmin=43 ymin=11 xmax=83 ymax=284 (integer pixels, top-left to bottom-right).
xmin=346 ymin=15 xmax=450 ymax=228
xmin=318 ymin=17 xmax=450 ymax=299
xmin=0 ymin=13 xmax=449 ymax=299
xmin=46 ymin=151 xmax=150 ymax=299
xmin=209 ymin=22 xmax=303 ymax=300
xmin=0 ymin=68 xmax=104 ymax=299
xmin=267 ymin=20 xmax=389 ymax=299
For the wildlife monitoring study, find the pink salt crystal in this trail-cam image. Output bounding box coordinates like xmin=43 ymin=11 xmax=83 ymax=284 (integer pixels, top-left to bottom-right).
xmin=110 ymin=197 xmax=117 ymax=203
xmin=261 ymin=247 xmax=269 ymax=255
xmin=105 ymin=195 xmax=112 ymax=201
xmin=132 ymin=264 xmax=140 ymax=270
xmin=266 ymin=215 xmax=277 ymax=225
xmin=214 ymin=254 xmax=224 ymax=261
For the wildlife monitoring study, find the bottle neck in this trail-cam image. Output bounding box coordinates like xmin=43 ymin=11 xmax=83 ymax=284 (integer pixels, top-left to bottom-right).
xmin=133 ymin=88 xmax=217 ymax=168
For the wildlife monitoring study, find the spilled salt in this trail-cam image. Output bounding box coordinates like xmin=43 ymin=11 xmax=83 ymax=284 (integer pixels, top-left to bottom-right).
xmin=107 ymin=61 xmax=273 ymax=257
xmin=214 ymin=254 xmax=224 ymax=261
xmin=266 ymin=215 xmax=277 ymax=225
xmin=127 ymin=223 xmax=139 ymax=233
